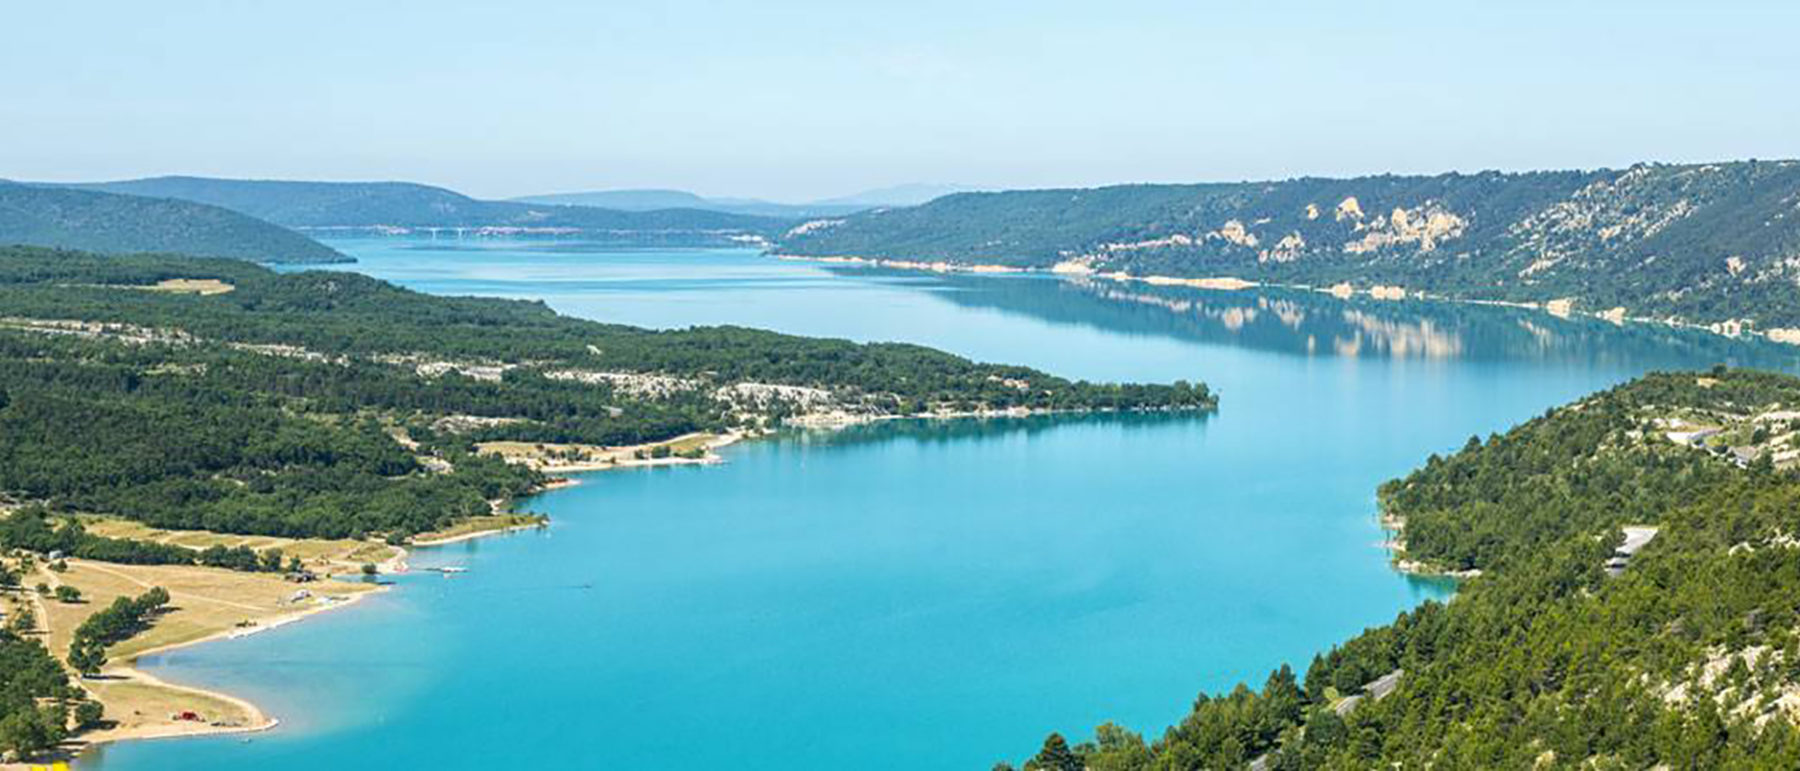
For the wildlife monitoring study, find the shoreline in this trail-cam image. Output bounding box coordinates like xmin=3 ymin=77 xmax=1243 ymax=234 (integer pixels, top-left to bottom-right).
xmin=1375 ymin=509 xmax=1482 ymax=581
xmin=136 ymin=585 xmax=386 ymax=660
xmin=771 ymin=253 xmax=1799 ymax=349
xmin=409 ymin=520 xmax=547 ymax=548
xmin=780 ymin=403 xmax=1196 ymax=430
xmin=74 ymin=668 xmax=279 ymax=750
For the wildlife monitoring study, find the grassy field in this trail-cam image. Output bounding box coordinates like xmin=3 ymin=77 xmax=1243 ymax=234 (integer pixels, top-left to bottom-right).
xmin=476 ymin=439 xmax=620 ymax=468
xmin=80 ymin=516 xmax=399 ymax=575
xmin=664 ymin=433 xmax=716 ymax=454
xmin=39 ymin=559 xmax=378 ymax=662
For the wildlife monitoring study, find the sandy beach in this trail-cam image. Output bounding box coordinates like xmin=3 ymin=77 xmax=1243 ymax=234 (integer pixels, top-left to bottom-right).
xmin=475 ymin=430 xmax=747 ymax=474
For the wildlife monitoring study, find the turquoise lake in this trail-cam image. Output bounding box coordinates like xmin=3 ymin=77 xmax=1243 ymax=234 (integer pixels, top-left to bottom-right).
xmin=83 ymin=238 xmax=1800 ymax=770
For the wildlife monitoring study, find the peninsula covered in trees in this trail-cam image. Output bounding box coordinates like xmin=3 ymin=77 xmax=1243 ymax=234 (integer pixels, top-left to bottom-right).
xmin=0 ymin=246 xmax=1213 ymax=542
xmin=1007 ymin=368 xmax=1800 ymax=769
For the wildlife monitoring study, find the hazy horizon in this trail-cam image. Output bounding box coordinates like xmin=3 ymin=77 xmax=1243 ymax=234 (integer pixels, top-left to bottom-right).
xmin=6 ymin=0 xmax=1796 ymax=201
xmin=19 ymin=156 xmax=1800 ymax=208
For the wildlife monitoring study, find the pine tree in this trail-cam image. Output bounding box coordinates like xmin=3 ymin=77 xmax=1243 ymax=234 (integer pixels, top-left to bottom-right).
xmin=1025 ymin=732 xmax=1083 ymax=771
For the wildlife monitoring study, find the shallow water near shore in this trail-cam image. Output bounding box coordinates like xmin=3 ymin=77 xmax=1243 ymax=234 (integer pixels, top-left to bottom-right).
xmin=85 ymin=238 xmax=1800 ymax=769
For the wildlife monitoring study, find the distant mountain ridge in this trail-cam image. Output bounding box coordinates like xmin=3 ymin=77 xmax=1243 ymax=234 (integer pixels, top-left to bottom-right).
xmin=775 ymin=161 xmax=1800 ymax=333
xmin=515 ymin=189 xmax=719 ymax=211
xmin=510 ymin=183 xmax=979 ymax=218
xmin=0 ymin=182 xmax=348 ymax=263
xmin=510 ymin=188 xmax=864 ymax=218
xmin=59 ymin=177 xmax=786 ymax=244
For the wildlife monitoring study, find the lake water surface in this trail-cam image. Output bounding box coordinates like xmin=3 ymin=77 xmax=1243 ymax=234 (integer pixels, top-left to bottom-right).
xmin=84 ymin=238 xmax=1800 ymax=769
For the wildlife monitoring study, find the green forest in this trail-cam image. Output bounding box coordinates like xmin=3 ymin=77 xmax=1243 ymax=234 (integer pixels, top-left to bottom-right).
xmin=1007 ymin=368 xmax=1800 ymax=769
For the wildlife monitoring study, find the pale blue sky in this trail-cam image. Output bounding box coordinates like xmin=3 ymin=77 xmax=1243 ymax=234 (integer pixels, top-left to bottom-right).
xmin=5 ymin=0 xmax=1797 ymax=201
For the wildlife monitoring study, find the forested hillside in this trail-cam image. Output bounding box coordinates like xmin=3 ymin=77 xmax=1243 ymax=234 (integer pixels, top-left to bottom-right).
xmin=778 ymin=161 xmax=1800 ymax=332
xmin=1381 ymin=369 xmax=1800 ymax=573
xmin=1009 ymin=369 xmax=1800 ymax=769
xmin=61 ymin=177 xmax=786 ymax=243
xmin=0 ymin=183 xmax=346 ymax=264
xmin=0 ymin=246 xmax=1212 ymax=542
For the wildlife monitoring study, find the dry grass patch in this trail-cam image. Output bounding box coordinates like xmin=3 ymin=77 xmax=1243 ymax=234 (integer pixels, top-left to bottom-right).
xmin=476 ymin=432 xmax=721 ymax=471
xmin=79 ymin=517 xmax=400 ymax=576
xmin=141 ymin=278 xmax=234 ymax=295
xmin=476 ymin=440 xmax=614 ymax=467
xmin=664 ymin=433 xmax=715 ymax=454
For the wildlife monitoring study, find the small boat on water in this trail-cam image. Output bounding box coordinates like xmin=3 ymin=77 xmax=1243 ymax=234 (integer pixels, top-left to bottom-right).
xmin=428 ymin=566 xmax=468 ymax=574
